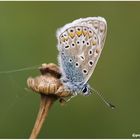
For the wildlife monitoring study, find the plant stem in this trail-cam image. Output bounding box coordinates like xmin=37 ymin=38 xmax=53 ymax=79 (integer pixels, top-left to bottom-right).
xmin=29 ymin=94 xmax=57 ymax=139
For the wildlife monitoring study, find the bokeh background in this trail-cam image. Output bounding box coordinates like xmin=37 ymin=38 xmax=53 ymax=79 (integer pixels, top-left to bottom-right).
xmin=0 ymin=1 xmax=140 ymax=138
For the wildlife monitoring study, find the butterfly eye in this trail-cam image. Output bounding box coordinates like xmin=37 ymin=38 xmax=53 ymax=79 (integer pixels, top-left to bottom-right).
xmin=88 ymin=60 xmax=94 ymax=66
xmin=82 ymin=69 xmax=88 ymax=74
xmin=82 ymin=86 xmax=88 ymax=94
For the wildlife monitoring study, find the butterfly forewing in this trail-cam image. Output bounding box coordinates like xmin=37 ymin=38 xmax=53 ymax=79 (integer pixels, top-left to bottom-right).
xmin=57 ymin=17 xmax=107 ymax=85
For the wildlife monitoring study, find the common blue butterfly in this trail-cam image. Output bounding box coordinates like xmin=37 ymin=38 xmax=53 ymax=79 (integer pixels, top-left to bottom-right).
xmin=56 ymin=17 xmax=107 ymax=97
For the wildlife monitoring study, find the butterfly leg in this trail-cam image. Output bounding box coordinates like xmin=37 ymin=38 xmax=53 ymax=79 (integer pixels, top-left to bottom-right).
xmin=59 ymin=93 xmax=77 ymax=105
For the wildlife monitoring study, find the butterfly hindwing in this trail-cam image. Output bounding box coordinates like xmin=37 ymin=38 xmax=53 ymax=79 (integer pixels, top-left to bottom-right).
xmin=56 ymin=17 xmax=107 ymax=94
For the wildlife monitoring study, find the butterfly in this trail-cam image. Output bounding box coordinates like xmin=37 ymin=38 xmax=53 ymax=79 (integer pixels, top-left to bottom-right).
xmin=56 ymin=17 xmax=107 ymax=97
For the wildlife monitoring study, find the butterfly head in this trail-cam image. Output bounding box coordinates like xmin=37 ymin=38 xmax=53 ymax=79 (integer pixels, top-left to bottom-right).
xmin=62 ymin=78 xmax=91 ymax=96
xmin=81 ymin=84 xmax=91 ymax=96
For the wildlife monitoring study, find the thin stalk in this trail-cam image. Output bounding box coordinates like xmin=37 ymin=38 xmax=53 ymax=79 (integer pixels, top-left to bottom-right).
xmin=29 ymin=94 xmax=57 ymax=139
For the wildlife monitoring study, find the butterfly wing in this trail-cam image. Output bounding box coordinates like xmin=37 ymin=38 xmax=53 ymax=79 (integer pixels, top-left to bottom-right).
xmin=56 ymin=17 xmax=107 ymax=85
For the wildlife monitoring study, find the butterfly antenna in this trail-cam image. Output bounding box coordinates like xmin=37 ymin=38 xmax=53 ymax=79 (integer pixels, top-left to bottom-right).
xmin=91 ymin=87 xmax=115 ymax=109
xmin=59 ymin=92 xmax=77 ymax=103
xmin=0 ymin=64 xmax=40 ymax=74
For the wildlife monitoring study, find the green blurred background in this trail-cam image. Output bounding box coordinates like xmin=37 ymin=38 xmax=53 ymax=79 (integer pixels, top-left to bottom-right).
xmin=0 ymin=1 xmax=140 ymax=138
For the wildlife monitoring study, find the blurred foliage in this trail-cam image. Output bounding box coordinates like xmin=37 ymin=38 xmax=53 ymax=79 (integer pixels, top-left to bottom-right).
xmin=0 ymin=1 xmax=140 ymax=138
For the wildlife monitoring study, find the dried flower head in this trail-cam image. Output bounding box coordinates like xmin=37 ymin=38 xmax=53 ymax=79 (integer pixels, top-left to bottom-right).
xmin=27 ymin=63 xmax=72 ymax=102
